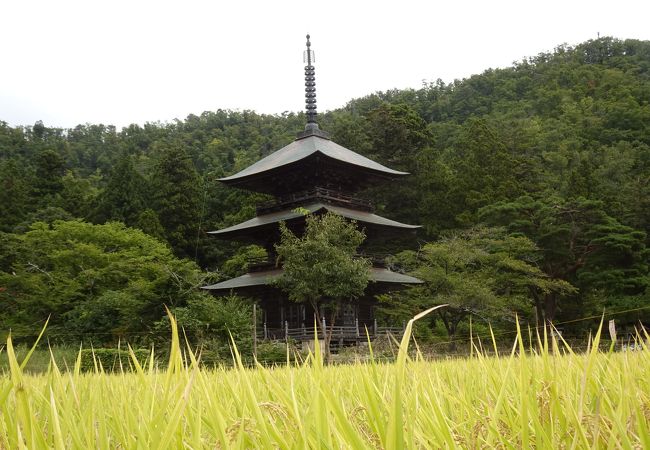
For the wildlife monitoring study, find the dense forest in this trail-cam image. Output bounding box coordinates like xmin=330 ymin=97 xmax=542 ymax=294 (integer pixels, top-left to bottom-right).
xmin=1 ymin=37 xmax=649 ymax=350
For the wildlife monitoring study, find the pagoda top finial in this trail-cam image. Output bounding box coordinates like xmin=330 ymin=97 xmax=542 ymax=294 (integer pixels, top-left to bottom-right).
xmin=303 ymin=34 xmax=318 ymax=129
xmin=295 ymin=35 xmax=330 ymax=140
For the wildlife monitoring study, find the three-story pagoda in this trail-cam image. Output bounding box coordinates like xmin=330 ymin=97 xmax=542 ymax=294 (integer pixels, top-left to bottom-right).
xmin=203 ymin=36 xmax=422 ymax=342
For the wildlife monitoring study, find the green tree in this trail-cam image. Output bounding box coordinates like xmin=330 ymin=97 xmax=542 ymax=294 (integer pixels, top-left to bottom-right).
xmin=274 ymin=213 xmax=371 ymax=356
xmin=32 ymin=148 xmax=65 ymax=203
xmin=136 ymin=208 xmax=166 ymax=242
xmin=390 ymin=228 xmax=573 ymax=345
xmin=94 ymin=152 xmax=146 ymax=226
xmin=366 ymin=102 xmax=431 ymax=170
xmin=158 ymin=295 xmax=253 ymax=363
xmin=221 ymin=245 xmax=267 ymax=278
xmin=451 ymin=118 xmax=524 ymax=225
xmin=0 ymin=159 xmax=30 ymax=231
xmin=57 ymin=171 xmax=101 ymax=219
xmin=480 ymin=196 xmax=648 ymax=327
xmin=363 ymin=102 xmax=434 ymax=235
xmin=12 ymin=207 xmax=74 ymax=233
xmin=0 ymin=220 xmax=211 ymax=344
xmin=151 ymin=142 xmax=201 ymax=259
xmin=328 ymin=111 xmax=372 ymax=156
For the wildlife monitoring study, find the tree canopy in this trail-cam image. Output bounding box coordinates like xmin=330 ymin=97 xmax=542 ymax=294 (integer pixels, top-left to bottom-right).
xmin=385 ymin=227 xmax=575 ymax=344
xmin=0 ymin=220 xmax=211 ymax=344
xmin=1 ymin=36 xmax=649 ymax=344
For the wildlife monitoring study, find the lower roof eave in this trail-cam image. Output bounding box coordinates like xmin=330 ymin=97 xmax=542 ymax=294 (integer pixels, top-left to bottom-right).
xmin=201 ymin=267 xmax=422 ymax=292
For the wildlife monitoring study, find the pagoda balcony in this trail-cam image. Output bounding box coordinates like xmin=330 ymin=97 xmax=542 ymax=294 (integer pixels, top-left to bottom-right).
xmin=358 ymin=252 xmax=394 ymax=269
xmin=247 ymin=256 xmax=278 ymax=273
xmin=245 ymin=253 xmax=399 ymax=273
xmin=256 ymin=187 xmax=373 ymax=215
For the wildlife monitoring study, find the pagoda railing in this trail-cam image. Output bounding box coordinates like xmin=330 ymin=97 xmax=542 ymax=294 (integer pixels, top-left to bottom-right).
xmin=256 ymin=187 xmax=373 ymax=215
xmin=246 ymin=256 xmax=278 ymax=272
xmin=357 ymin=252 xmax=395 ymax=269
xmin=258 ymin=321 xmax=405 ymax=342
xmin=246 ymin=253 xmax=395 ymax=272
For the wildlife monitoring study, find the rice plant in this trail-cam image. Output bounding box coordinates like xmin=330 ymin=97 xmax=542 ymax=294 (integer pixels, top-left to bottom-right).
xmin=1 ymin=309 xmax=648 ymax=449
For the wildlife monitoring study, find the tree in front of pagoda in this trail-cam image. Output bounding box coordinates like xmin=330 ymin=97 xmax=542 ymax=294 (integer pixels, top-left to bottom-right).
xmin=274 ymin=212 xmax=371 ymax=359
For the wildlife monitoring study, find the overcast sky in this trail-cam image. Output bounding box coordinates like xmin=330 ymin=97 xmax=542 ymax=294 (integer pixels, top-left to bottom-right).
xmin=1 ymin=0 xmax=648 ymax=129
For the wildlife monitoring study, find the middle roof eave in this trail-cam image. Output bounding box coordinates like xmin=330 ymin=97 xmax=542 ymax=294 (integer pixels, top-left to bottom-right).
xmin=218 ymin=135 xmax=408 ymax=183
xmin=208 ymin=202 xmax=421 ymax=236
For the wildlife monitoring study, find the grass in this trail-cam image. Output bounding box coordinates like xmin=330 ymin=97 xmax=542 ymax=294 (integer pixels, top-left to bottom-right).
xmin=1 ymin=309 xmax=648 ymax=448
xmin=0 ymin=345 xmax=79 ymax=374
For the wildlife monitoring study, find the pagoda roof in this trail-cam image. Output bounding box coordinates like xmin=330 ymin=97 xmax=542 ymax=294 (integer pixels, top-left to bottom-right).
xmin=209 ymin=202 xmax=420 ymax=240
xmin=218 ymin=133 xmax=407 ymax=191
xmin=201 ymin=267 xmax=423 ymax=291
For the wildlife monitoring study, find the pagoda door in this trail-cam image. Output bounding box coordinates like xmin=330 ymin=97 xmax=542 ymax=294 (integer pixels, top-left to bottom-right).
xmin=285 ymin=304 xmax=305 ymax=328
xmin=341 ymin=304 xmax=357 ymax=327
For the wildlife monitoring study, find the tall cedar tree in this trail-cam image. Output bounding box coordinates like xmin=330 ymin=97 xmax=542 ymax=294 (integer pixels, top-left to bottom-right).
xmin=32 ymin=148 xmax=65 ymax=204
xmin=151 ymin=142 xmax=201 ymax=259
xmin=452 ymin=118 xmax=523 ymax=225
xmin=95 ymin=152 xmax=145 ymax=226
xmin=0 ymin=159 xmax=30 ymax=231
xmin=363 ymin=103 xmax=433 ymax=239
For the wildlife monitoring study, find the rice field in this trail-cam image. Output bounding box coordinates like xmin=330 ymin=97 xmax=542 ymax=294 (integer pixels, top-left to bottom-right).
xmin=1 ymin=309 xmax=649 ymax=449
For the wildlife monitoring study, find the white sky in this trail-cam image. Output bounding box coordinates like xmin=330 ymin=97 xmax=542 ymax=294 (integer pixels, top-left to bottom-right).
xmin=1 ymin=0 xmax=648 ymax=129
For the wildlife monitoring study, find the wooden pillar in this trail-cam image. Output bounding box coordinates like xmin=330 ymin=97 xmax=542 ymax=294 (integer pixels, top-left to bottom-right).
xmin=373 ymin=318 xmax=377 ymax=337
xmin=284 ymin=320 xmax=289 ymax=341
xmin=264 ymin=322 xmax=268 ymax=340
xmin=355 ymin=318 xmax=359 ymax=337
xmin=252 ymin=303 xmax=257 ymax=360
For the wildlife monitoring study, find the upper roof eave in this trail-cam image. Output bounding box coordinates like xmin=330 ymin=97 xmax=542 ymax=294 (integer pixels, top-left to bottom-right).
xmin=218 ymin=134 xmax=408 ymax=184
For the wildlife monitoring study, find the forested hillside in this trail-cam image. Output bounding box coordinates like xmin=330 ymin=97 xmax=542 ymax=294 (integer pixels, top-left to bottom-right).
xmin=1 ymin=37 xmax=648 ymax=346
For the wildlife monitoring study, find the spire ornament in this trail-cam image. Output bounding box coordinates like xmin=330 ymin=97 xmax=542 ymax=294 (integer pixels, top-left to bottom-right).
xmin=296 ymin=34 xmax=329 ymax=139
xmin=304 ymin=34 xmax=318 ymax=126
